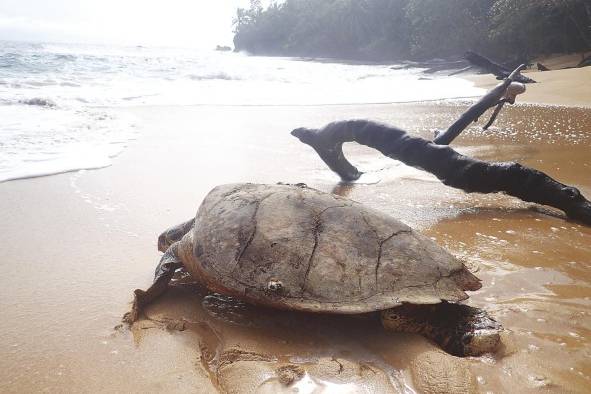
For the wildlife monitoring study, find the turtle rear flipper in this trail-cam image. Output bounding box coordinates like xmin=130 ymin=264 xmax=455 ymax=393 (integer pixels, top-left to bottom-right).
xmin=123 ymin=243 xmax=183 ymax=324
xmin=381 ymin=303 xmax=502 ymax=357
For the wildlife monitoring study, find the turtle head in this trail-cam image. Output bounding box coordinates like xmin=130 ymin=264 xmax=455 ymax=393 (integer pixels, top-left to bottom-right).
xmin=450 ymin=304 xmax=503 ymax=356
xmin=458 ymin=328 xmax=501 ymax=356
xmin=382 ymin=303 xmax=503 ymax=357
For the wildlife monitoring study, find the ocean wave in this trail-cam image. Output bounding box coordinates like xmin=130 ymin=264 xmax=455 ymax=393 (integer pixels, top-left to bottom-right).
xmin=0 ymin=41 xmax=487 ymax=183
xmin=24 ymin=80 xmax=57 ymax=87
xmin=357 ymin=73 xmax=383 ymax=80
xmin=18 ymin=98 xmax=57 ymax=107
xmin=187 ymin=72 xmax=240 ymax=81
xmin=0 ymin=52 xmax=23 ymax=68
xmin=60 ymin=81 xmax=81 ymax=87
xmin=54 ymin=53 xmax=77 ymax=61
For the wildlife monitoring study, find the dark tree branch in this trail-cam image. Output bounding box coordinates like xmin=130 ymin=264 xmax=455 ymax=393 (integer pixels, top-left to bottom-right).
xmin=433 ymin=64 xmax=526 ymax=145
xmin=578 ymin=54 xmax=591 ymax=68
xmin=464 ymin=51 xmax=536 ymax=83
xmin=291 ymin=64 xmax=590 ymax=224
xmin=537 ymin=62 xmax=550 ymax=71
xmin=291 ymin=120 xmax=591 ymax=225
xmin=482 ymin=102 xmax=506 ymax=131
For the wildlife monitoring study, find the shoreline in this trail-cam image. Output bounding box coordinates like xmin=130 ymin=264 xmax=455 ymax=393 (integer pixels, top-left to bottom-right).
xmin=3 ymin=92 xmax=589 ymax=185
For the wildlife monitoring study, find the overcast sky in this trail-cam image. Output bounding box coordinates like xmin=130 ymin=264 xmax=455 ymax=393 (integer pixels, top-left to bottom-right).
xmin=0 ymin=0 xmax=268 ymax=47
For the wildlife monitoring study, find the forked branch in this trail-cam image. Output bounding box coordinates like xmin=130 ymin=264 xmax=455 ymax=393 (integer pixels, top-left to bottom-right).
xmin=291 ymin=66 xmax=591 ymax=225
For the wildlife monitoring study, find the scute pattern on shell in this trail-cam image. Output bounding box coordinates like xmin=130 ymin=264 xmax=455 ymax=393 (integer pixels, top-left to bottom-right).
xmin=181 ymin=183 xmax=480 ymax=313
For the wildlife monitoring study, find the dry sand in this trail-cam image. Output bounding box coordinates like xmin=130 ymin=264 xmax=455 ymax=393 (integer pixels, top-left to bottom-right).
xmin=1 ymin=68 xmax=590 ymax=393
xmin=467 ymin=60 xmax=591 ymax=108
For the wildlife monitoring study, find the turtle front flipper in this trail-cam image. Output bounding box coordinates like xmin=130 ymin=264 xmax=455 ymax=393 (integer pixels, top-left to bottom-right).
xmin=123 ymin=243 xmax=183 ymax=324
xmin=381 ymin=303 xmax=502 ymax=357
xmin=157 ymin=218 xmax=195 ymax=252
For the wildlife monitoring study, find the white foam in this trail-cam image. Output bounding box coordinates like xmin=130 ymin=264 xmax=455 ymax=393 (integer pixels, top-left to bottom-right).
xmin=1 ymin=41 xmax=485 ymax=182
xmin=0 ymin=104 xmax=136 ymax=183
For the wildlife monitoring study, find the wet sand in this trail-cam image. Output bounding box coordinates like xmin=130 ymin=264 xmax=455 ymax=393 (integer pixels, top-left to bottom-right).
xmin=1 ymin=96 xmax=590 ymax=393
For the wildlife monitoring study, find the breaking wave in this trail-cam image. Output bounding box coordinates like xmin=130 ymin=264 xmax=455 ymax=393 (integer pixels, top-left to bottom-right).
xmin=18 ymin=97 xmax=57 ymax=107
xmin=0 ymin=40 xmax=484 ymax=182
xmin=188 ymin=72 xmax=240 ymax=81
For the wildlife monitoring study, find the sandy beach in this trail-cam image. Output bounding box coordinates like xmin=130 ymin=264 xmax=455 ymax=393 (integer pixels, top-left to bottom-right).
xmin=468 ymin=60 xmax=591 ymax=108
xmin=1 ymin=66 xmax=590 ymax=393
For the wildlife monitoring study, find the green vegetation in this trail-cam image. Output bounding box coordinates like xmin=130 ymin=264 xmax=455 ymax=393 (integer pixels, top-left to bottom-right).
xmin=233 ymin=0 xmax=591 ymax=61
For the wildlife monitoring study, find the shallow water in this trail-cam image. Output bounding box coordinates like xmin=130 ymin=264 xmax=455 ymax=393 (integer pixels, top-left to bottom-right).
xmin=0 ymin=102 xmax=589 ymax=393
xmin=0 ymin=41 xmax=482 ymax=183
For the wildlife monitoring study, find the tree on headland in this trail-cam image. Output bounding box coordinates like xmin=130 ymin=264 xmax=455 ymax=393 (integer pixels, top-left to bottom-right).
xmin=233 ymin=0 xmax=591 ymax=62
xmin=404 ymin=0 xmax=492 ymax=59
xmin=234 ymin=0 xmax=413 ymax=60
xmin=488 ymin=0 xmax=591 ymax=60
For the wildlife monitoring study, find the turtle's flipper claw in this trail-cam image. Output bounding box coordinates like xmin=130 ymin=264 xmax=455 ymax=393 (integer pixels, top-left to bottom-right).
xmin=122 ymin=245 xmax=183 ymax=325
xmin=122 ymin=311 xmax=137 ymax=325
xmin=122 ymin=289 xmax=146 ymax=324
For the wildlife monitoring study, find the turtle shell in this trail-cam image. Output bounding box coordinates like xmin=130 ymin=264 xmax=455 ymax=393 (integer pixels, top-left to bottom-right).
xmin=179 ymin=183 xmax=481 ymax=313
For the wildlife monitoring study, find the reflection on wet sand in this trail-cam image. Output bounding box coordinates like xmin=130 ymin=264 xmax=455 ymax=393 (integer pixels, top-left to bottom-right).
xmin=424 ymin=209 xmax=591 ymax=393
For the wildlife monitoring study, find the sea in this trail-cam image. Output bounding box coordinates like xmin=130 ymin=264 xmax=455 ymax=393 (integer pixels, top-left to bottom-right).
xmin=0 ymin=40 xmax=484 ymax=182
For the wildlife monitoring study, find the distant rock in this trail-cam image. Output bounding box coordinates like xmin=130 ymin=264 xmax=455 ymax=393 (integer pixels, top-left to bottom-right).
xmin=215 ymin=45 xmax=232 ymax=52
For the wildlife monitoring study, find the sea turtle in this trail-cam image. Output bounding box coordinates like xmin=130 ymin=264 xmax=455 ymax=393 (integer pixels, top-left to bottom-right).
xmin=125 ymin=183 xmax=502 ymax=356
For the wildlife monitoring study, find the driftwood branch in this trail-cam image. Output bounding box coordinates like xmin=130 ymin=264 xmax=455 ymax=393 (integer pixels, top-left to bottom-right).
xmin=465 ymin=51 xmax=536 ymax=83
xmin=291 ymin=64 xmax=591 ymax=224
xmin=291 ymin=120 xmax=591 ymax=225
xmin=537 ymin=62 xmax=550 ymax=71
xmin=578 ymin=54 xmax=591 ymax=68
xmin=433 ymin=64 xmax=526 ymax=145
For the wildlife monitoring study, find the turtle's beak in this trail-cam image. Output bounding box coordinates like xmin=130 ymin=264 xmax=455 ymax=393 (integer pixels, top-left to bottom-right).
xmin=461 ymin=329 xmax=501 ymax=356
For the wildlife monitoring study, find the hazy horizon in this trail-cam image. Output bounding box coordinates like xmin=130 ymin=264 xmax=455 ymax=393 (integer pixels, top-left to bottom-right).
xmin=0 ymin=0 xmax=273 ymax=48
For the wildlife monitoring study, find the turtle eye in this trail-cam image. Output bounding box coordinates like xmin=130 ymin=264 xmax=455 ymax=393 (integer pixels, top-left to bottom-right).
xmin=563 ymin=187 xmax=581 ymax=200
xmin=462 ymin=333 xmax=474 ymax=345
